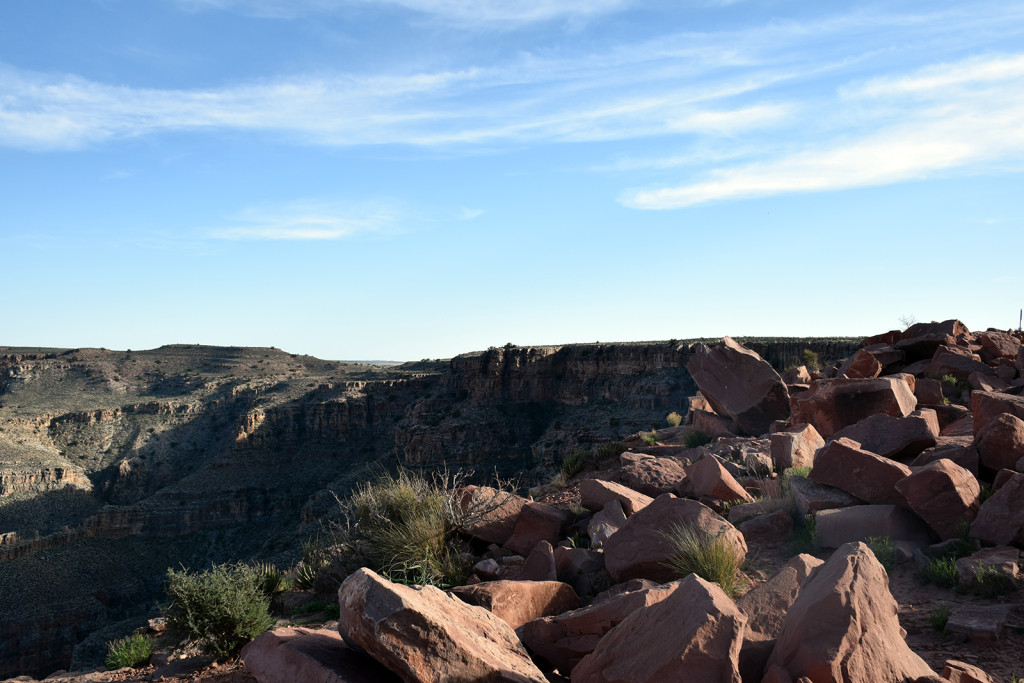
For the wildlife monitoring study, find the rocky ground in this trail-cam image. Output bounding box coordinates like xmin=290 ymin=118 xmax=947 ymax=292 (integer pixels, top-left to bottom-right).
xmin=7 ymin=319 xmax=1023 ymax=682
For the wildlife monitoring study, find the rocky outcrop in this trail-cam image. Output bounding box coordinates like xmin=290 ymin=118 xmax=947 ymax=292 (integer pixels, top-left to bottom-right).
xmin=790 ymin=376 xmax=917 ymax=437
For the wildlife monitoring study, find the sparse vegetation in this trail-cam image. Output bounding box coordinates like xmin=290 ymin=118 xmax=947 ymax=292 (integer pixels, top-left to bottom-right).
xmin=595 ymin=441 xmax=624 ymax=460
xmin=561 ymin=450 xmax=588 ymax=479
xmin=866 ymin=536 xmax=896 ymax=570
xmin=105 ymin=632 xmax=152 ymax=670
xmin=250 ymin=561 xmax=286 ymax=596
xmin=666 ymin=411 xmax=683 ymax=427
xmin=641 ymin=430 xmax=658 ymax=446
xmin=790 ymin=514 xmax=817 ymax=554
xmin=972 ymin=563 xmax=1017 ymax=598
xmin=661 ymin=523 xmax=743 ymax=597
xmin=802 ymin=349 xmax=821 ymax=372
xmin=929 ymin=603 xmax=951 ymax=632
xmin=683 ymin=428 xmax=712 ymax=448
xmin=785 ymin=465 xmax=811 ymax=479
xmin=163 ymin=562 xmax=275 ymax=660
xmin=919 ymin=557 xmax=959 ymax=589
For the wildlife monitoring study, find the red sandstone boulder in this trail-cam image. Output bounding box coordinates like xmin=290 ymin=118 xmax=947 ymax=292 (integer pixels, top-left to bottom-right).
xmin=928 ymin=351 xmax=995 ymax=382
xmin=603 ymin=494 xmax=746 ymax=583
xmin=970 ymin=471 xmax=1024 ymax=546
xmin=518 ymin=579 xmax=679 ymax=675
xmin=685 ymin=453 xmax=754 ymax=503
xmin=896 ymin=319 xmax=970 ymax=361
xmin=570 ymin=574 xmax=746 ymax=683
xmin=686 ymin=337 xmax=791 ymax=436
xmin=770 ymin=423 xmax=824 ymax=471
xmin=814 ymin=505 xmax=932 ymax=548
xmin=455 ymin=486 xmax=528 ymax=545
xmin=553 ymin=545 xmax=609 ymax=597
xmin=241 ymin=627 xmax=401 ymax=683
xmin=837 ymin=348 xmax=882 ymax=379
xmin=766 ymin=542 xmax=937 ymax=682
xmin=615 ymin=453 xmax=688 ymax=496
xmin=971 ymin=391 xmax=1024 ymax=434
xmin=954 ymin=546 xmax=1020 ymax=586
xmin=976 ymin=330 xmax=1021 ymax=363
xmin=737 ymin=509 xmax=794 ymax=543
xmin=810 ymin=437 xmax=912 ymax=506
xmin=579 ymin=478 xmax=652 ymax=516
xmin=449 ymin=580 xmax=580 ymax=630
xmin=916 ymin=378 xmax=945 ymax=405
xmin=831 ymin=409 xmax=939 ymax=461
xmin=518 ymin=540 xmax=557 ymax=581
xmin=911 ymin=438 xmax=979 ymax=476
xmin=337 ymin=568 xmax=547 ymax=683
xmin=782 ymin=365 xmax=813 ymax=385
xmin=974 ymin=413 xmax=1024 ymax=473
xmin=943 ymin=660 xmax=996 ymax=683
xmin=895 ymin=459 xmax=980 ymax=540
xmin=788 ymin=476 xmax=861 ymax=518
xmin=504 ymin=502 xmax=572 ymax=556
xmin=587 ymin=499 xmax=627 ymax=549
xmin=790 ymin=376 xmax=917 ymax=437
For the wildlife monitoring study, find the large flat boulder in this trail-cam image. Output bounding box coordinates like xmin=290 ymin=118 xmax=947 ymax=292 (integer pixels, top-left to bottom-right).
xmin=241 ymin=627 xmax=401 ymax=683
xmin=616 ymin=453 xmax=688 ymax=496
xmin=788 ymin=476 xmax=861 ymax=518
xmin=518 ymin=580 xmax=680 ymax=675
xmin=974 ymin=413 xmax=1024 ymax=473
xmin=831 ymin=409 xmax=939 ymax=461
xmin=814 ymin=505 xmax=932 ymax=548
xmin=686 ymin=337 xmax=791 ymax=436
xmin=971 ymin=390 xmax=1024 ymax=435
xmin=895 ymin=319 xmax=970 ymax=361
xmin=790 ymin=376 xmax=917 ymax=437
xmin=895 ymin=459 xmax=980 ymax=540
xmin=766 ymin=542 xmax=937 ymax=682
xmin=579 ymin=478 xmax=652 ymax=516
xmin=603 ymin=494 xmax=746 ymax=583
xmin=337 ymin=568 xmax=547 ymax=683
xmin=810 ymin=437 xmax=911 ymax=506
xmin=976 ymin=330 xmax=1021 ymax=362
xmin=449 ymin=580 xmax=579 ymax=630
xmin=570 ymin=574 xmax=746 ymax=683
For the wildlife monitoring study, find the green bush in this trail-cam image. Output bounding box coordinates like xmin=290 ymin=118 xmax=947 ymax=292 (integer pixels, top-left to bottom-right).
xmin=561 ymin=450 xmax=588 ymax=479
xmin=661 ymin=523 xmax=743 ymax=598
xmin=595 ymin=441 xmax=624 ymax=460
xmin=784 ymin=466 xmax=812 ymax=479
xmin=666 ymin=411 xmax=683 ymax=427
xmin=973 ymin=563 xmax=1017 ymax=598
xmin=250 ymin=561 xmax=285 ymax=596
xmin=683 ymin=428 xmax=712 ymax=449
xmin=919 ymin=557 xmax=959 ymax=589
xmin=105 ymin=632 xmax=152 ymax=670
xmin=802 ymin=349 xmax=821 ymax=372
xmin=641 ymin=430 xmax=658 ymax=446
xmin=163 ymin=562 xmax=275 ymax=660
xmin=929 ymin=603 xmax=951 ymax=632
xmin=866 ymin=536 xmax=896 ymax=570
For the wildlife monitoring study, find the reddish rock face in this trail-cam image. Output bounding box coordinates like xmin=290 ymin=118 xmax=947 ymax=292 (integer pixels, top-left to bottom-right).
xmin=738 ymin=554 xmax=823 ymax=644
xmin=788 ymin=476 xmax=861 ymax=518
xmin=241 ymin=627 xmax=402 ymax=683
xmin=809 ymin=437 xmax=912 ymax=506
xmin=976 ymin=330 xmax=1021 ymax=362
xmin=615 ymin=454 xmax=688 ymax=497
xmin=578 ymin=478 xmax=652 ymax=516
xmin=831 ymin=409 xmax=939 ymax=461
xmin=837 ymin=348 xmax=882 ymax=379
xmin=518 ymin=540 xmax=558 ymax=581
xmin=974 ymin=413 xmax=1024 ymax=473
xmin=603 ymin=494 xmax=746 ymax=583
xmin=895 ymin=459 xmax=981 ymax=540
xmin=782 ymin=365 xmax=813 ymax=385
xmin=570 ymin=574 xmax=746 ymax=683
xmin=766 ymin=542 xmax=937 ymax=682
xmin=685 ymin=453 xmax=755 ymax=504
xmin=338 ymin=568 xmax=547 ymax=683
xmin=686 ymin=337 xmax=791 ymax=436
xmin=928 ymin=351 xmax=995 ymax=382
xmin=587 ymin=499 xmax=627 ymax=550
xmin=504 ymin=502 xmax=572 ymax=556
xmin=915 ymin=377 xmax=945 ymax=405
xmin=813 ymin=505 xmax=932 ymax=548
xmin=896 ymin=319 xmax=971 ymax=361
xmin=449 ymin=580 xmax=580 ymax=630
xmin=455 ymin=486 xmax=528 ymax=545
xmin=770 ymin=423 xmax=824 ymax=471
xmin=790 ymin=376 xmax=917 ymax=438
xmin=970 ymin=471 xmax=1024 ymax=546
xmin=971 ymin=391 xmax=1024 ymax=434
xmin=519 ymin=580 xmax=680 ymax=675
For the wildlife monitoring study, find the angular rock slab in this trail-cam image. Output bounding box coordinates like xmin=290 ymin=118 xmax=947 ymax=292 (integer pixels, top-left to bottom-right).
xmin=831 ymin=409 xmax=939 ymax=461
xmin=810 ymin=437 xmax=911 ymax=507
xmin=685 ymin=453 xmax=754 ymax=503
xmin=337 ymin=568 xmax=547 ymax=683
xmin=570 ymin=574 xmax=747 ymax=683
xmin=814 ymin=505 xmax=932 ymax=549
xmin=686 ymin=336 xmax=791 ymax=436
xmin=587 ymin=499 xmax=627 ymax=549
xmin=578 ymin=478 xmax=652 ymax=516
xmin=616 ymin=453 xmax=688 ymax=497
xmin=895 ymin=458 xmax=980 ymax=540
xmin=971 ymin=390 xmax=1024 ymax=435
xmin=504 ymin=501 xmax=572 ymax=556
xmin=449 ymin=580 xmax=580 ymax=630
xmin=766 ymin=542 xmax=937 ymax=682
xmin=770 ymin=423 xmax=824 ymax=471
xmin=974 ymin=413 xmax=1024 ymax=473
xmin=970 ymin=471 xmax=1024 ymax=546
xmin=603 ymin=494 xmax=747 ymax=583
xmin=790 ymin=376 xmax=916 ymax=437
xmin=455 ymin=486 xmax=528 ymax=545
xmin=241 ymin=627 xmax=401 ymax=683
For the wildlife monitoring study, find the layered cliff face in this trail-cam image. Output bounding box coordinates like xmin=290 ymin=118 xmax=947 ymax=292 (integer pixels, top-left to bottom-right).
xmin=0 ymin=337 xmax=859 ymax=678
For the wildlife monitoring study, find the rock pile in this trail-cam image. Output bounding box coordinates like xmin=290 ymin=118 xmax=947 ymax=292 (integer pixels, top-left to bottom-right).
xmin=239 ymin=320 xmax=1023 ymax=683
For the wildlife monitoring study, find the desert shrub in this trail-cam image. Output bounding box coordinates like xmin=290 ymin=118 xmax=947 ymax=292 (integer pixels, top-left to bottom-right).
xmin=105 ymin=633 xmax=152 ymax=670
xmin=666 ymin=411 xmax=683 ymax=427
xmin=919 ymin=557 xmax=959 ymax=588
xmin=929 ymin=603 xmax=951 ymax=632
xmin=785 ymin=466 xmax=812 ymax=479
xmin=866 ymin=536 xmax=896 ymax=570
xmin=661 ymin=523 xmax=743 ymax=597
xmin=348 ymin=469 xmax=465 ymax=588
xmin=250 ymin=561 xmax=285 ymax=596
xmin=802 ymin=349 xmax=821 ymax=372
xmin=973 ymin=563 xmax=1017 ymax=598
xmin=790 ymin=513 xmax=817 ymax=554
xmin=595 ymin=441 xmax=624 ymax=460
xmin=641 ymin=430 xmax=658 ymax=446
xmin=561 ymin=450 xmax=588 ymax=479
xmin=163 ymin=562 xmax=275 ymax=660
xmin=683 ymin=428 xmax=712 ymax=449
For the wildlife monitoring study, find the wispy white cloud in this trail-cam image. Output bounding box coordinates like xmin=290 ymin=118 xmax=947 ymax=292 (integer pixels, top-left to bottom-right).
xmin=210 ymin=200 xmax=396 ymax=240
xmin=621 ymin=52 xmax=1024 ymax=209
xmin=458 ymin=207 xmax=484 ymax=220
xmin=170 ymin=0 xmax=634 ymax=25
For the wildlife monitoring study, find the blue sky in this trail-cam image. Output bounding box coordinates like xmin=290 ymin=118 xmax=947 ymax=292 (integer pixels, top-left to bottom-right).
xmin=2 ymin=1 xmax=1023 ymax=360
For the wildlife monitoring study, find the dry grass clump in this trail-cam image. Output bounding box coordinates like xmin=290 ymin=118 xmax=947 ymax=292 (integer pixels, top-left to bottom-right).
xmin=661 ymin=522 xmax=743 ymax=597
